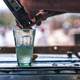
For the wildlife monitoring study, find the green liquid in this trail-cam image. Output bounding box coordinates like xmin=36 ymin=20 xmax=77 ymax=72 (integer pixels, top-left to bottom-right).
xmin=16 ymin=45 xmax=33 ymax=67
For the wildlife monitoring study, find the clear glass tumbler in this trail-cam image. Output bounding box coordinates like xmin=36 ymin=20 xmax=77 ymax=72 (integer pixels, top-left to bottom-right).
xmin=14 ymin=29 xmax=35 ymax=67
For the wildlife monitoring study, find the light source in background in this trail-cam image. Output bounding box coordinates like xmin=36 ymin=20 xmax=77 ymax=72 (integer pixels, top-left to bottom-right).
xmin=0 ymin=0 xmax=9 ymax=11
xmin=0 ymin=0 xmax=15 ymax=27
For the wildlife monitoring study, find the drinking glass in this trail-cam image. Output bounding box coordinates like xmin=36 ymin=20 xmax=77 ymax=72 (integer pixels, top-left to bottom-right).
xmin=14 ymin=29 xmax=35 ymax=67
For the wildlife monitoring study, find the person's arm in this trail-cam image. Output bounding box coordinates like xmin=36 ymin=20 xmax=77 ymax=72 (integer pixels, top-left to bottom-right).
xmin=20 ymin=0 xmax=80 ymax=14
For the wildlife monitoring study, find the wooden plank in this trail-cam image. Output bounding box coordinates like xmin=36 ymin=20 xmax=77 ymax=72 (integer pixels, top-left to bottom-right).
xmin=0 ymin=46 xmax=80 ymax=54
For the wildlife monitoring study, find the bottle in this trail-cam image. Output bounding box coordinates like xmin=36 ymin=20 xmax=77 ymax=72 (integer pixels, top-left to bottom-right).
xmin=3 ymin=0 xmax=33 ymax=29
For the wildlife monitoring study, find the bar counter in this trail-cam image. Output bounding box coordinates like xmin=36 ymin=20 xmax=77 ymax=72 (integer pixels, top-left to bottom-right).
xmin=0 ymin=47 xmax=79 ymax=80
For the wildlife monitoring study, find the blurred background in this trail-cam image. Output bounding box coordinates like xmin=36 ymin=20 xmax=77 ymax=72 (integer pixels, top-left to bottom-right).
xmin=0 ymin=0 xmax=80 ymax=47
xmin=0 ymin=0 xmax=15 ymax=47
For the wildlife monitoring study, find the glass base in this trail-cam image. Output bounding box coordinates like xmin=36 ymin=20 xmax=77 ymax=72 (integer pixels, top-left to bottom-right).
xmin=18 ymin=63 xmax=31 ymax=67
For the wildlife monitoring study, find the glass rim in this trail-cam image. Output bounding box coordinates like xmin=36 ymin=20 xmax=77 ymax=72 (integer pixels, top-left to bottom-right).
xmin=14 ymin=28 xmax=34 ymax=30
